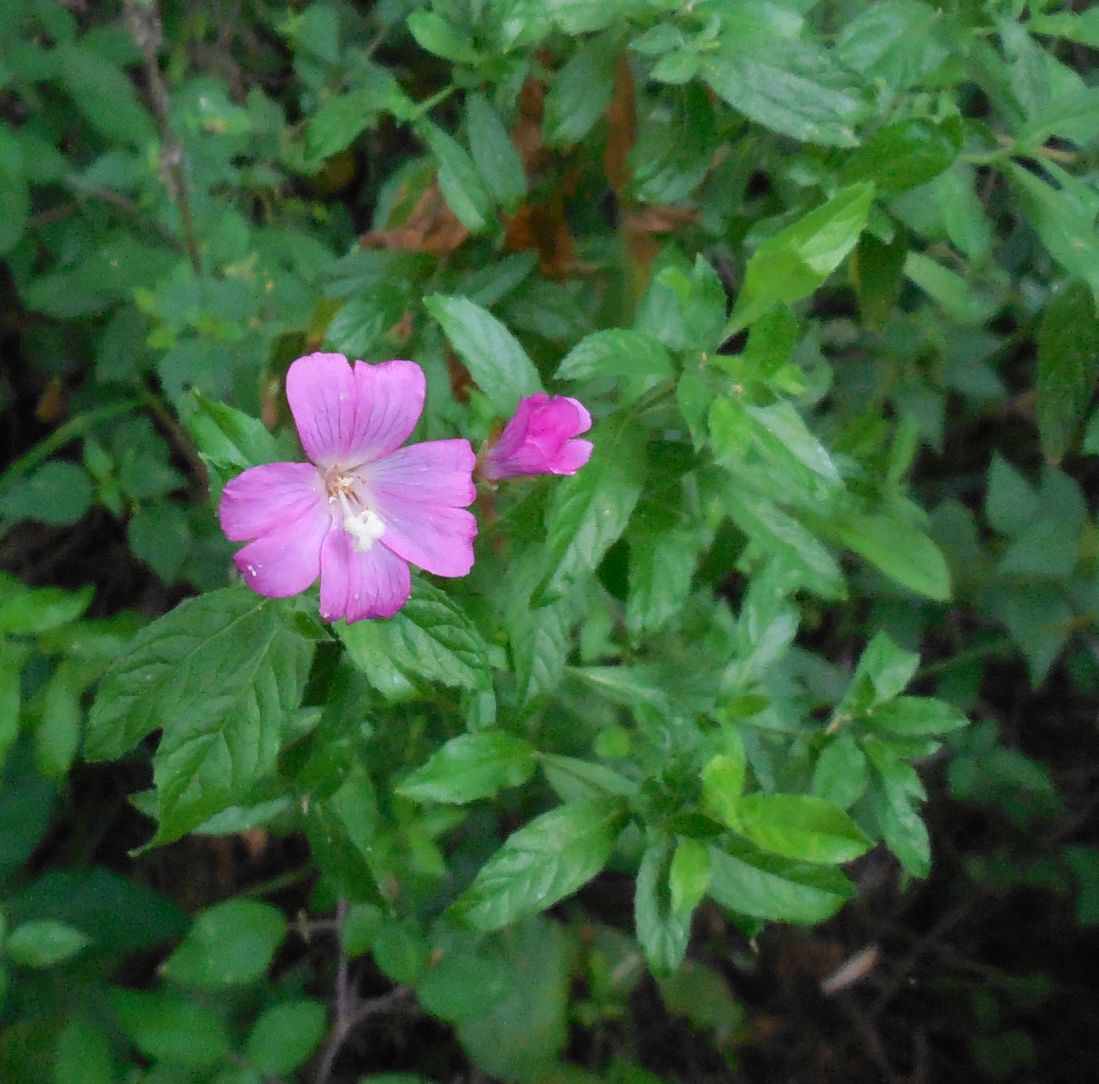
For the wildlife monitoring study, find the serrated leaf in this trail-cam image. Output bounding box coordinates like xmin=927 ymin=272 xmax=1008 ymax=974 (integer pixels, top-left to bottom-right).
xmin=339 ymin=580 xmax=491 ymax=692
xmin=449 ymin=799 xmax=626 ymax=930
xmin=56 ymin=43 xmax=155 ymax=146
xmin=162 ymin=900 xmax=286 ymax=987
xmin=707 ymin=841 xmax=854 ymax=924
xmin=557 ymin=329 xmax=674 ymax=382
xmin=702 ymin=40 xmax=862 ymax=148
xmin=840 ymin=117 xmax=960 ymax=193
xmin=85 ymin=588 xmax=313 ymax=843
xmin=533 ymin=417 xmax=645 ymax=604
xmin=1036 ymin=280 xmax=1099 ymax=464
xmin=467 ymin=92 xmax=526 ymax=210
xmin=423 ymin=123 xmax=493 ymax=232
xmin=397 ymin=732 xmax=535 ymax=804
xmin=543 ymin=34 xmax=617 ymax=146
xmin=426 ymin=294 xmax=542 ymax=414
xmin=734 ymin=794 xmax=872 ymax=864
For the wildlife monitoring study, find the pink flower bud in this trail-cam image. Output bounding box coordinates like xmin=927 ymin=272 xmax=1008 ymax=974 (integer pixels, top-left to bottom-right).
xmin=482 ymin=394 xmax=594 ymax=481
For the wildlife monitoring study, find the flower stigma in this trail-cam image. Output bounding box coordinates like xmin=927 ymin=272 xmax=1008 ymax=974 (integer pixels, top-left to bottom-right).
xmin=325 ymin=468 xmax=386 ymax=552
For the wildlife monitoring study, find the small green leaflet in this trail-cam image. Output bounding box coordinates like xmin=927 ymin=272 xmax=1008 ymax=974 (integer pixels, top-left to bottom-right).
xmin=635 ymin=836 xmax=692 ymax=976
xmin=733 ymin=794 xmax=872 ymax=864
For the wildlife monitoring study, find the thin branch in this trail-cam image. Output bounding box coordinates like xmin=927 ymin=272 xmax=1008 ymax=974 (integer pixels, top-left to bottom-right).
xmin=124 ymin=1 xmax=203 ymax=276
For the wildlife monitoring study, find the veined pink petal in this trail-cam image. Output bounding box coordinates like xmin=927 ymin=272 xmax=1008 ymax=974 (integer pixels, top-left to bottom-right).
xmin=219 ymin=462 xmax=324 ymax=542
xmin=319 ymin=527 xmax=411 ymax=623
xmin=483 ymin=393 xmax=593 ymax=480
xmin=231 ymin=502 xmax=332 ymax=598
xmin=366 ymin=439 xmax=477 ymax=507
xmin=376 ymin=505 xmax=477 ymax=578
xmin=286 ymin=354 xmax=425 ymax=468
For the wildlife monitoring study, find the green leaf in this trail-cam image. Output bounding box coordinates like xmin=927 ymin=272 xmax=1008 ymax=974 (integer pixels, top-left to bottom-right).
xmin=111 ymin=988 xmax=231 ymax=1069
xmin=557 ymin=329 xmax=675 ymax=382
xmin=701 ymin=752 xmax=746 ymax=828
xmin=723 ymin=487 xmax=846 ymax=599
xmin=56 ymin=43 xmax=155 ymax=146
xmin=842 ymin=632 xmax=920 ymax=714
xmin=397 ymin=732 xmax=535 ymax=804
xmin=534 ymin=418 xmax=645 ymax=605
xmin=669 ymin=837 xmax=711 ymax=916
xmin=450 ymin=798 xmax=626 ymax=930
xmin=707 ymin=841 xmax=854 ymax=924
xmin=1036 ymin=281 xmax=1099 ymax=464
xmin=161 ymin=900 xmax=287 ymax=987
xmin=35 ymin=660 xmax=82 ymax=780
xmin=408 ymin=11 xmax=481 ymax=63
xmin=0 ymin=461 xmax=93 ymax=526
xmin=422 ymin=123 xmax=493 ymax=233
xmin=1029 ymin=9 xmax=1099 ymax=50
xmin=425 ymin=294 xmax=543 ymax=414
xmin=54 ymin=1017 xmax=114 ymax=1084
xmin=1006 ymin=163 xmax=1099 ymax=297
xmin=0 ymin=577 xmax=93 ymax=636
xmin=85 ymin=588 xmax=313 ymax=843
xmin=903 ymin=252 xmax=999 ymax=325
xmin=543 ymin=33 xmax=617 ymax=146
xmin=305 ymin=77 xmax=400 ymax=161
xmin=4 ymin=919 xmax=90 ymax=967
xmin=454 ymin=919 xmax=569 ymax=1080
xmin=734 ymin=794 xmax=872 ymax=864
xmin=245 ymin=1000 xmax=327 ymax=1074
xmin=465 ymin=92 xmax=526 ymax=212
xmin=865 ymin=740 xmax=930 ymax=877
xmin=635 ymin=836 xmax=691 ymax=976
xmin=834 ymin=0 xmax=947 ymax=92
xmin=626 ymin=522 xmax=706 ymax=638
xmin=339 ymin=580 xmax=492 ymax=692
xmin=811 ymin=734 xmax=869 ymax=810
xmin=727 ymin=183 xmax=875 ymax=334
xmin=840 ymin=117 xmax=960 ymax=193
xmin=867 ymin=696 xmax=967 ymax=737
xmin=853 ymin=229 xmax=907 ymax=328
xmin=824 ymin=508 xmax=951 ymax=601
xmin=0 ymin=123 xmax=29 ymax=256
xmin=184 ymin=391 xmax=281 ymax=475
xmin=702 ymin=39 xmax=862 ymax=148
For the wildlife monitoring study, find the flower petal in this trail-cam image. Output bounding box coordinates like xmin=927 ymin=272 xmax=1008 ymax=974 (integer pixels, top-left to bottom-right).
xmin=365 ymin=439 xmax=477 ymax=578
xmin=319 ymin=527 xmax=411 ymax=623
xmin=378 ymin=506 xmax=478 ymax=578
xmin=286 ymin=354 xmax=425 ymax=467
xmin=551 ymin=437 xmax=594 ymax=474
xmin=232 ymin=503 xmax=332 ymax=598
xmin=219 ymin=462 xmax=324 ymax=542
xmin=366 ymin=439 xmax=477 ymax=507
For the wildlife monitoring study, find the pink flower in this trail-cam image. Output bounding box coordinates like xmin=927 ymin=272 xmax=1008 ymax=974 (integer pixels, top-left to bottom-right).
xmin=219 ymin=353 xmax=476 ymax=624
xmin=481 ymin=393 xmax=593 ymax=481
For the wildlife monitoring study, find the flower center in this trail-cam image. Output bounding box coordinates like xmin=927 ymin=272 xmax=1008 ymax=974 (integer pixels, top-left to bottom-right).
xmin=325 ymin=469 xmax=386 ymax=553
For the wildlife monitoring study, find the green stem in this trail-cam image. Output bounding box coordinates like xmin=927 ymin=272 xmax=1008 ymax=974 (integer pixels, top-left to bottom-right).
xmin=0 ymin=398 xmax=140 ymax=493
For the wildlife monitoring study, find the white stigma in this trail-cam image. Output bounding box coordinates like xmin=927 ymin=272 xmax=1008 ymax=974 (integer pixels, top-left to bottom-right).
xmin=343 ymin=506 xmax=385 ymax=552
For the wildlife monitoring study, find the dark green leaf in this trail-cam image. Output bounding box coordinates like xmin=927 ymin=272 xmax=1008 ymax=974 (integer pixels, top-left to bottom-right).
xmin=450 ymin=798 xmax=626 ymax=930
xmin=543 ymin=33 xmax=617 ymax=146
xmin=533 ymin=417 xmax=645 ymax=604
xmin=557 ymin=329 xmax=674 ymax=382
xmin=1036 ymin=280 xmax=1099 ymax=463
xmin=841 ymin=117 xmax=960 ymax=193
xmin=161 ymin=900 xmax=287 ymax=987
xmin=423 ymin=123 xmax=492 ymax=233
xmin=245 ymin=1000 xmax=327 ymax=1074
xmin=467 ymin=93 xmax=526 ymax=210
xmin=111 ymin=989 xmax=231 ymax=1069
xmin=867 ymin=696 xmax=968 ymax=737
xmin=397 ymin=732 xmax=535 ymax=804
xmin=3 ymin=919 xmax=90 ymax=967
xmin=85 ymin=588 xmax=313 ymax=843
xmin=426 ymin=294 xmax=543 ymax=414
